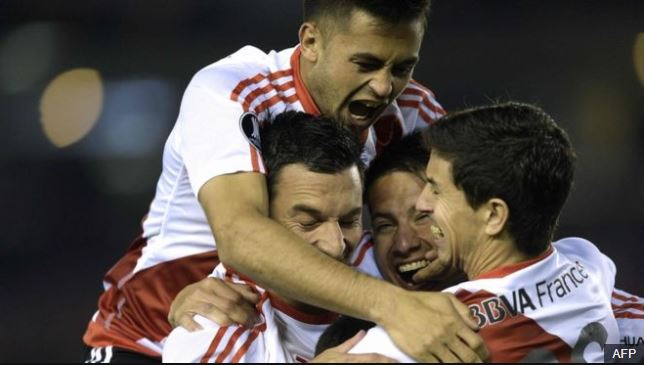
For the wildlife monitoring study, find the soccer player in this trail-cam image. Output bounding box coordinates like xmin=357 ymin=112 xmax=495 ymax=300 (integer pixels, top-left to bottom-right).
xmin=162 ymin=111 xmax=394 ymax=363
xmin=83 ymin=2 xmax=487 ymax=362
xmin=347 ymin=102 xmax=622 ymax=362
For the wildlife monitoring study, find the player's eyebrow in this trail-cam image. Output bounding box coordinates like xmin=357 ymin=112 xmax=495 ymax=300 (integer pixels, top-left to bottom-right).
xmin=292 ymin=205 xmax=362 ymax=219
xmin=292 ymin=204 xmax=324 ymax=219
xmin=426 ymin=176 xmax=440 ymax=189
xmin=371 ymin=211 xmax=396 ymax=222
xmin=341 ymin=207 xmax=363 ymax=219
xmin=372 ymin=205 xmax=418 ymax=222
xmin=350 ymin=53 xmax=419 ymax=66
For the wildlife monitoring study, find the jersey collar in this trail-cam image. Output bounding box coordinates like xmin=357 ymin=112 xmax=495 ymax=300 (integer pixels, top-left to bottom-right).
xmin=290 ymin=46 xmax=321 ymax=116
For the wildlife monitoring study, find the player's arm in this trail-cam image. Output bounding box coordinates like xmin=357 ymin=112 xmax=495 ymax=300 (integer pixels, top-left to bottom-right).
xmin=198 ymin=171 xmax=488 ymax=363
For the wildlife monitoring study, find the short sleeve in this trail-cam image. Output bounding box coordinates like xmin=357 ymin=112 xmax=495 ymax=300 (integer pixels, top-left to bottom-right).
xmin=177 ymin=68 xmax=266 ymax=197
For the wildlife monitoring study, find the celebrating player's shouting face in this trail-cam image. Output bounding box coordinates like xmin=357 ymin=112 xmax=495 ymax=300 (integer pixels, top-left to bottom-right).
xmin=299 ymin=5 xmax=423 ymax=131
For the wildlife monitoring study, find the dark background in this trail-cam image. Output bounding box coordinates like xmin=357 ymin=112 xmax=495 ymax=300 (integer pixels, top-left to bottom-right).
xmin=0 ymin=0 xmax=642 ymax=362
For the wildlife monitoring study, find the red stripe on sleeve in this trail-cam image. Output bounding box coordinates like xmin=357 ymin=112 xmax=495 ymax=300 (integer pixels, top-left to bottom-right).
xmin=252 ymin=93 xmax=299 ymax=115
xmin=614 ymin=312 xmax=644 ymax=319
xmin=612 ymin=302 xmax=645 ymax=312
xmin=399 ymin=87 xmax=446 ymax=115
xmin=241 ymin=81 xmax=295 ymax=111
xmin=230 ymin=70 xmax=293 ymax=102
xmin=410 ymin=80 xmax=436 ymax=98
xmin=612 ymin=291 xmax=642 ymax=303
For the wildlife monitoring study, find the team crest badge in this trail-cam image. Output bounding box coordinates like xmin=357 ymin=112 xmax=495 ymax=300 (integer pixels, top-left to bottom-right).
xmin=239 ymin=112 xmax=261 ymax=151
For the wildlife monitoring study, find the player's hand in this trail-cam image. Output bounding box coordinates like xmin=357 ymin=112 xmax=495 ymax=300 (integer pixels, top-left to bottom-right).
xmin=311 ymin=330 xmax=397 ymax=363
xmin=168 ymin=277 xmax=260 ymax=331
xmin=377 ymin=289 xmax=489 ymax=363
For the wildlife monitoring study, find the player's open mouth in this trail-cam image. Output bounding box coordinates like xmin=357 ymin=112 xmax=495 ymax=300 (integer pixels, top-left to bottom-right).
xmin=348 ymin=100 xmax=384 ymax=122
xmin=397 ymin=259 xmax=429 ymax=284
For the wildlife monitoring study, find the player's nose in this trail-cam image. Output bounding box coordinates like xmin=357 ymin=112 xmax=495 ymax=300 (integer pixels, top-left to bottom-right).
xmin=393 ymin=223 xmax=421 ymax=254
xmin=311 ymin=221 xmax=346 ymax=260
xmin=369 ymin=69 xmax=393 ymax=99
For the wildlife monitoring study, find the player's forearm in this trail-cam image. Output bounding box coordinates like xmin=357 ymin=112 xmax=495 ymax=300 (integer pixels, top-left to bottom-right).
xmin=214 ymin=209 xmax=400 ymax=323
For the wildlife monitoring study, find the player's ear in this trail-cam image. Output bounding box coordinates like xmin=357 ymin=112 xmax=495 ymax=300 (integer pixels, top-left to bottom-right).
xmin=299 ymin=22 xmax=321 ymax=62
xmin=483 ymin=198 xmax=508 ymax=236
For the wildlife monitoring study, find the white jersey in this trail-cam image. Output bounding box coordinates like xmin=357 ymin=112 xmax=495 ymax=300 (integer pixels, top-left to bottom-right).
xmin=163 ymin=235 xmax=375 ymax=363
xmin=83 ymin=45 xmax=445 ymax=355
xmin=350 ymin=237 xmax=621 ymax=363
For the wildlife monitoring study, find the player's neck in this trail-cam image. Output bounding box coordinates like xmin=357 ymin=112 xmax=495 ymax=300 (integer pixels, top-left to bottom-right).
xmin=464 ymin=236 xmax=530 ymax=280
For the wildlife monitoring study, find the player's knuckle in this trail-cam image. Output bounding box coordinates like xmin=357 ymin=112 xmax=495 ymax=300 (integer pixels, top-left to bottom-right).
xmin=231 ymin=293 xmax=245 ymax=304
xmin=219 ymin=299 xmax=236 ymax=311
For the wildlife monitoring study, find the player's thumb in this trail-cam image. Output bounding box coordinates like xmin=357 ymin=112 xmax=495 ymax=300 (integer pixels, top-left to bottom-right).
xmin=334 ymin=330 xmax=367 ymax=353
xmin=449 ymin=295 xmax=479 ymax=331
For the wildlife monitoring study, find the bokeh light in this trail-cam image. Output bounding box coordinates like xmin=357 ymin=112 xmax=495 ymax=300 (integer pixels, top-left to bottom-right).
xmin=0 ymin=23 xmax=61 ymax=94
xmin=40 ymin=68 xmax=104 ymax=147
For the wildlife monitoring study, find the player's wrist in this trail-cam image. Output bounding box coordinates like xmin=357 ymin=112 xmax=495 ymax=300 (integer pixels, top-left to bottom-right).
xmin=367 ymin=281 xmax=406 ymax=327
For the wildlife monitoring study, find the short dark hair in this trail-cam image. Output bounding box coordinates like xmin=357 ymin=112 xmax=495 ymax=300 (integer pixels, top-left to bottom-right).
xmin=303 ymin=0 xmax=431 ymax=31
xmin=424 ymin=102 xmax=576 ymax=257
xmin=261 ymin=111 xmax=364 ymax=198
xmin=364 ymin=131 xmax=428 ymax=201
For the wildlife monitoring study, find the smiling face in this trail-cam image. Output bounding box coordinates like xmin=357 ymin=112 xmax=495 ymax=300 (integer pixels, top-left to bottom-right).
xmin=270 ymin=164 xmax=364 ymax=263
xmin=368 ymin=171 xmax=466 ymax=291
xmin=300 ymin=9 xmax=424 ymax=132
xmin=415 ymin=153 xmax=487 ymax=274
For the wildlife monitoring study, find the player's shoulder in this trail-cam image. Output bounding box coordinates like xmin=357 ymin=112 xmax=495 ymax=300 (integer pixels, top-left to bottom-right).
xmin=553 ymin=237 xmax=617 ymax=297
xmin=398 ymin=80 xmax=441 ymax=106
xmin=400 ymin=79 xmax=437 ymax=98
xmin=553 ymin=236 xmax=600 ymax=256
xmin=553 ymin=237 xmax=616 ymax=272
xmin=394 ymin=79 xmax=446 ymax=124
xmin=188 ymin=45 xmax=294 ymax=92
